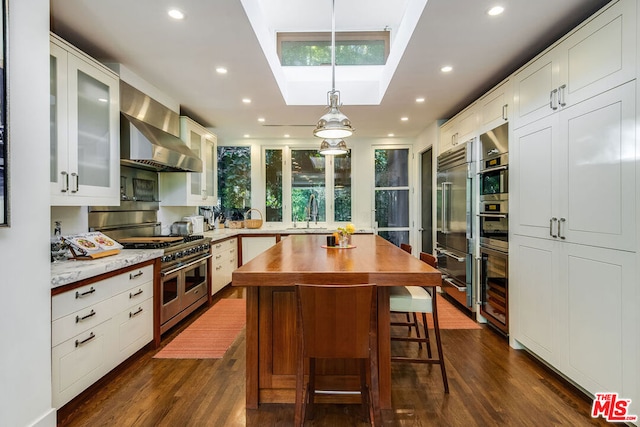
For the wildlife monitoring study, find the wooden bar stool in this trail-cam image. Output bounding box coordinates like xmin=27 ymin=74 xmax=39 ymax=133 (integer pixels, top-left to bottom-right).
xmin=389 ymin=252 xmax=449 ymax=393
xmin=294 ymin=283 xmax=382 ymax=426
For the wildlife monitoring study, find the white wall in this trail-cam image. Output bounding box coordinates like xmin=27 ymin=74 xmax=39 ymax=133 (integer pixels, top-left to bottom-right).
xmin=0 ymin=0 xmax=56 ymax=426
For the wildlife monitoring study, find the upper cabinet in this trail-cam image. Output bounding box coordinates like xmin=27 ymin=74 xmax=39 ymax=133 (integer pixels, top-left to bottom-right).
xmin=438 ymin=103 xmax=477 ymax=155
xmin=160 ymin=116 xmax=217 ymax=206
xmin=512 ymin=0 xmax=636 ymax=129
xmin=50 ymin=34 xmax=120 ymax=206
xmin=477 ymin=79 xmax=511 ymax=134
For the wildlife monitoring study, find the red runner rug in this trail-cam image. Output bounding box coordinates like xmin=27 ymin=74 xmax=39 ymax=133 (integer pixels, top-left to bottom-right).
xmin=154 ymin=298 xmax=246 ymax=359
xmin=402 ymin=293 xmax=481 ymax=330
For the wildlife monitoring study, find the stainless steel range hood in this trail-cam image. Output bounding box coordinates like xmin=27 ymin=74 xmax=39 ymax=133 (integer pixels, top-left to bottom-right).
xmin=119 ymin=81 xmax=202 ymax=172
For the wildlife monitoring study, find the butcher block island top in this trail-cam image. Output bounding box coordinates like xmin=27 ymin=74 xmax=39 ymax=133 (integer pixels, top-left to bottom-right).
xmin=232 ymin=234 xmax=441 ymax=410
xmin=232 ymin=234 xmax=440 ymax=287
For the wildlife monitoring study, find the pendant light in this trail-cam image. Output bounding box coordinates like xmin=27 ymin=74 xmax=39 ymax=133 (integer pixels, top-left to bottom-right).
xmin=314 ymin=0 xmax=354 ymax=143
xmin=319 ymin=139 xmax=348 ymax=155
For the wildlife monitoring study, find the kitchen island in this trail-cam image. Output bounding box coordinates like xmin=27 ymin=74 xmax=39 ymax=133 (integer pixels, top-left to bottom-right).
xmin=232 ymin=234 xmax=441 ymax=410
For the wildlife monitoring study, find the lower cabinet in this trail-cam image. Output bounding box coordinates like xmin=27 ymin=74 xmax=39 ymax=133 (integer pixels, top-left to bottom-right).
xmin=51 ymin=263 xmax=154 ymax=408
xmin=241 ymin=235 xmax=277 ymax=265
xmin=511 ymin=235 xmax=638 ymax=401
xmin=211 ymin=238 xmax=237 ymax=295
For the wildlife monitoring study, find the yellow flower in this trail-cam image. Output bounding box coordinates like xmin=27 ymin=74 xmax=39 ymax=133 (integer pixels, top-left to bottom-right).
xmin=345 ymin=223 xmax=356 ymax=234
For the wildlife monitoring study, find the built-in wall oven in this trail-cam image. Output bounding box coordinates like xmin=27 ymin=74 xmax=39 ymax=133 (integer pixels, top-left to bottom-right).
xmin=477 ymin=122 xmax=509 ymax=334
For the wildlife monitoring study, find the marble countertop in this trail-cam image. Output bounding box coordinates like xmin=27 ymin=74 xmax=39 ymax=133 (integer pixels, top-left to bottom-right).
xmin=51 ymin=228 xmax=373 ymax=288
xmin=51 ymin=249 xmax=163 ymax=289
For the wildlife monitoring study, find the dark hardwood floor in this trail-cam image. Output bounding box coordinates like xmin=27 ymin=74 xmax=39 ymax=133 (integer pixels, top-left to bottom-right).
xmin=57 ymin=287 xmax=609 ymax=426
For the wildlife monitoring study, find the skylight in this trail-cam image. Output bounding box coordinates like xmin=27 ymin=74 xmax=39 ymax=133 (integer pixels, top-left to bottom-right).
xmin=240 ymin=0 xmax=428 ymax=106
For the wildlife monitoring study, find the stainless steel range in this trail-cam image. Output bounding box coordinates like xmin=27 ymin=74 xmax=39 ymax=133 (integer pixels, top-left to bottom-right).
xmin=90 ymin=165 xmax=213 ymax=337
xmin=119 ymin=235 xmax=212 ymax=335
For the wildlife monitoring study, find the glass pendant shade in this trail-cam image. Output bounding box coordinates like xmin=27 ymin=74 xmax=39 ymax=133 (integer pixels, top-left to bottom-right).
xmin=319 ymin=139 xmax=348 ymax=155
xmin=314 ymin=91 xmax=354 ymax=139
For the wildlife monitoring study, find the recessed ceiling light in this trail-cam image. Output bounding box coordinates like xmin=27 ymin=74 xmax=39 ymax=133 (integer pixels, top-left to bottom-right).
xmin=258 ymin=117 xmax=265 ymax=122
xmin=98 ymin=98 xmax=108 ymax=103
xmin=488 ymin=6 xmax=504 ymax=16
xmin=243 ymin=134 xmax=250 ymax=138
xmin=388 ymin=133 xmax=395 ymax=137
xmin=242 ymin=98 xmax=251 ymax=104
xmin=284 ymin=134 xmax=290 ymax=138
xmin=167 ymin=9 xmax=185 ymax=20
xmin=401 ymin=117 xmax=409 ymax=122
xmin=441 ymin=65 xmax=453 ymax=73
xmin=216 ymin=67 xmax=227 ymax=74
xmin=416 ymin=97 xmax=425 ymax=103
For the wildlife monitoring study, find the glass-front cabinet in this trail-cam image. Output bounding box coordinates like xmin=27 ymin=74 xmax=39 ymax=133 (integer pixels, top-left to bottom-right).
xmin=50 ymin=34 xmax=120 ymax=206
xmin=160 ymin=116 xmax=217 ymax=206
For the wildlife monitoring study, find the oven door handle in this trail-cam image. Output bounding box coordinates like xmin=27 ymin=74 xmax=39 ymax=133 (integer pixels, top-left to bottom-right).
xmin=479 ymin=165 xmax=508 ymax=174
xmin=477 ymin=213 xmax=508 ymax=219
xmin=161 ymin=254 xmax=212 ymax=277
xmin=435 ymin=247 xmax=466 ymax=262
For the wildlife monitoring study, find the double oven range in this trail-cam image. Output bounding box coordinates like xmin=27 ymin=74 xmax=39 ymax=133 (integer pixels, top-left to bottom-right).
xmin=477 ymin=123 xmax=509 ymax=334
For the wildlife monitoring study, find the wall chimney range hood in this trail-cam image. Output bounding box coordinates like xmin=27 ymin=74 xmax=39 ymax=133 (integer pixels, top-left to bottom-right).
xmin=119 ymin=81 xmax=202 ymax=173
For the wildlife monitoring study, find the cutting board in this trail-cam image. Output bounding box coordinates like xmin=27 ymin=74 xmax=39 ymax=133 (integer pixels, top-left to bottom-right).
xmin=118 ymin=236 xmax=184 ymax=244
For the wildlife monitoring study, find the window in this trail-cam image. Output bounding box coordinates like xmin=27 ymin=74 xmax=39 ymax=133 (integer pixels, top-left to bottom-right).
xmin=265 ymin=148 xmax=283 ymax=222
xmin=217 ymin=146 xmax=251 ymax=219
xmin=264 ymin=147 xmax=351 ymax=225
xmin=374 ymin=148 xmax=410 ymax=246
xmin=278 ymin=32 xmax=389 ymax=66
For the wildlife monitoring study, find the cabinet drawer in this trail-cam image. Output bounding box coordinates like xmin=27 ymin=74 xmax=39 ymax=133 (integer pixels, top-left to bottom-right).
xmin=52 ymin=281 xmax=114 ymax=321
xmin=110 ymin=265 xmax=154 ymax=295
xmin=111 ymin=280 xmax=153 ymax=313
xmin=52 ymin=320 xmax=112 ymax=408
xmin=112 ymin=297 xmax=153 ymax=365
xmin=52 ymin=298 xmax=113 ymax=347
xmin=211 ymin=238 xmax=237 ymax=255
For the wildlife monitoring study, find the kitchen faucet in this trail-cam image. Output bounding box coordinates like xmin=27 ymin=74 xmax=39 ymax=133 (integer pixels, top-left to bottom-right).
xmin=306 ymin=193 xmax=318 ymax=228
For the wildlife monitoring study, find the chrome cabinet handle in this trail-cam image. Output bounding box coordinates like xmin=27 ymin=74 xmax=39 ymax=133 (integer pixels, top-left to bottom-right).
xmin=550 ymin=89 xmax=558 ymax=110
xmin=75 ymin=287 xmax=95 ymax=299
xmin=129 ymin=270 xmax=144 ymax=280
xmin=61 ymin=171 xmax=69 ymax=193
xmin=129 ymin=307 xmax=143 ymax=318
xmin=75 ymin=309 xmax=96 ymax=323
xmin=502 ymin=104 xmax=508 ymax=120
xmin=558 ymin=84 xmax=567 ymax=107
xmin=129 ymin=289 xmax=143 ymax=298
xmin=550 ymin=217 xmax=558 ymax=238
xmin=75 ymin=332 xmax=96 ymax=347
xmin=443 ymin=277 xmax=467 ymax=291
xmin=478 ymin=213 xmax=508 ymax=219
xmin=71 ymin=172 xmax=79 ymax=193
xmin=558 ymin=217 xmax=566 ymax=239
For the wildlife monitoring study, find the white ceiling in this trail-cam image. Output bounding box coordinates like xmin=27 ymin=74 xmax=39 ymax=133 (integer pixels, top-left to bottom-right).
xmin=50 ymin=0 xmax=611 ymax=143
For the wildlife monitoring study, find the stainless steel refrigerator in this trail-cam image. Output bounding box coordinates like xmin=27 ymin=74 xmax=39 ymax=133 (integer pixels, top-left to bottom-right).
xmin=436 ymin=140 xmax=474 ymax=309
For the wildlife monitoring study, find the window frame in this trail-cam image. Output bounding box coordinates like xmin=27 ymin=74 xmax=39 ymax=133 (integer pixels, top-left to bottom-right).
xmin=277 ymin=31 xmax=390 ymax=66
xmin=372 ymin=145 xmax=413 ymax=245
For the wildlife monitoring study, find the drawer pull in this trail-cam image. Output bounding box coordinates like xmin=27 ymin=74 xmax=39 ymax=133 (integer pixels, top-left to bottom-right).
xmin=216 ymin=265 xmax=223 ymax=271
xmin=75 ymin=287 xmax=95 ymax=299
xmin=75 ymin=309 xmax=96 ymax=323
xmin=129 ymin=289 xmax=143 ymax=298
xmin=216 ymin=254 xmax=222 ymax=260
xmin=75 ymin=332 xmax=96 ymax=347
xmin=215 ymin=244 xmax=222 ymax=249
xmin=130 ymin=270 xmax=144 ymax=280
xmin=129 ymin=307 xmax=143 ymax=318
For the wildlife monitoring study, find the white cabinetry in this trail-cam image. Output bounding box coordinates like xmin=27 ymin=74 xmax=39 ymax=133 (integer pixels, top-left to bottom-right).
xmin=510 ymin=0 xmax=638 ymax=409
xmin=211 ymin=238 xmax=237 ymax=295
xmin=511 ymin=236 xmax=637 ymax=398
xmin=478 ymin=80 xmax=511 ymax=133
xmin=160 ymin=116 xmax=217 ymax=206
xmin=241 ymin=236 xmax=277 ymax=265
xmin=438 ymin=104 xmax=478 ymax=155
xmin=512 ymin=0 xmax=636 ymax=129
xmin=51 ymin=264 xmax=154 ymax=408
xmin=511 ymin=82 xmax=636 ymax=252
xmin=49 ymin=34 xmax=120 ymax=206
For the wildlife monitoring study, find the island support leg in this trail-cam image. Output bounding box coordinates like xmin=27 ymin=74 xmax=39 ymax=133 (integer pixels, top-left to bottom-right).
xmin=377 ymin=287 xmax=392 ymax=409
xmin=246 ymin=286 xmax=260 ymax=409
